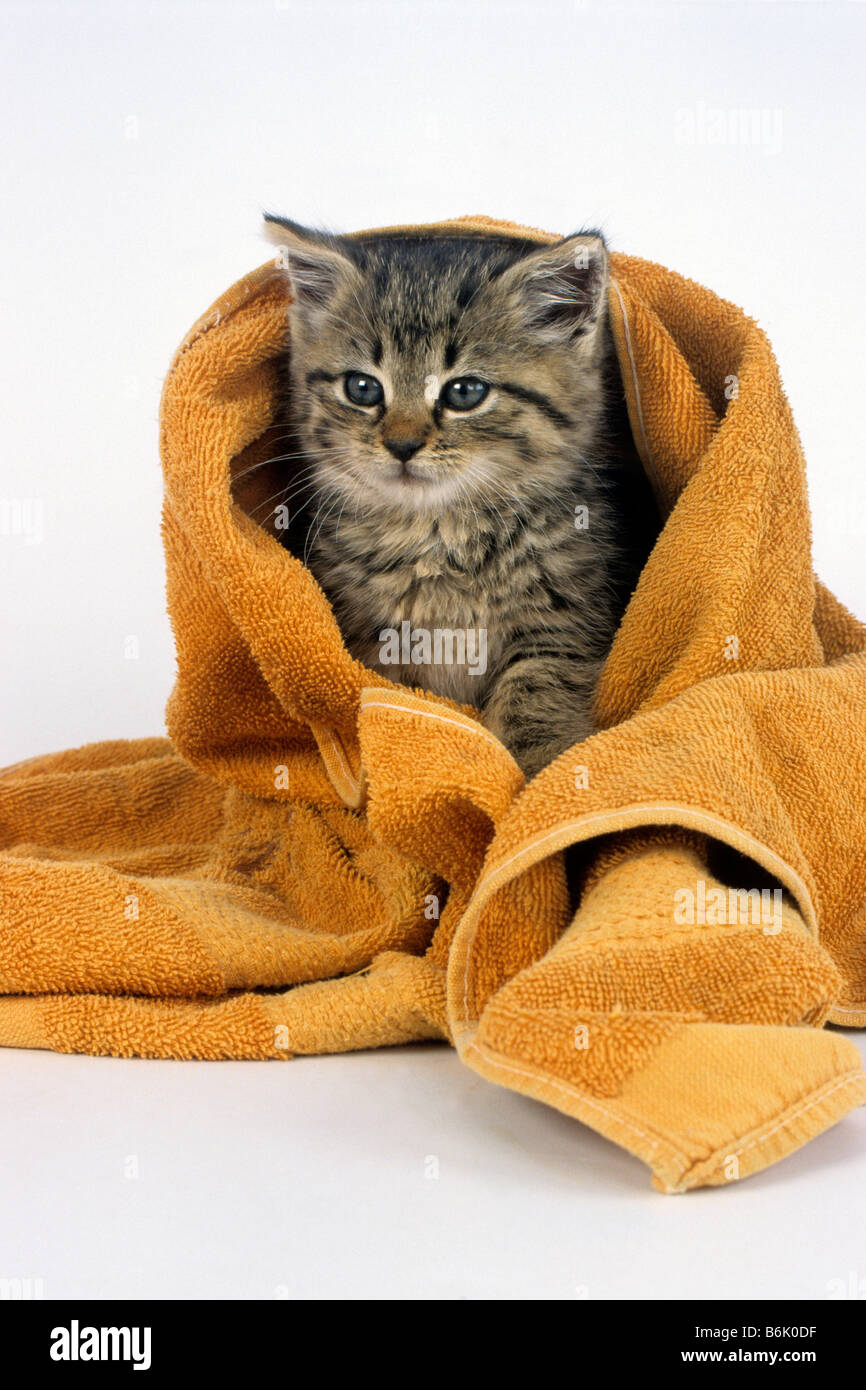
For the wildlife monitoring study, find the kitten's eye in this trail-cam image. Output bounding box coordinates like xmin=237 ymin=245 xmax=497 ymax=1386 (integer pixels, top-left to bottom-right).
xmin=344 ymin=372 xmax=384 ymax=407
xmin=441 ymin=376 xmax=489 ymax=411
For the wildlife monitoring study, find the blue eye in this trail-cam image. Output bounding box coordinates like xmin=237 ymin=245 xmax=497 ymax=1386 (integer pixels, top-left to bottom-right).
xmin=344 ymin=372 xmax=384 ymax=407
xmin=441 ymin=376 xmax=489 ymax=411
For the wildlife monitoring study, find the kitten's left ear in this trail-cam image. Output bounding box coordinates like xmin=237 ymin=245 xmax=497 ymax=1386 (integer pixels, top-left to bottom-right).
xmin=498 ymin=232 xmax=609 ymax=342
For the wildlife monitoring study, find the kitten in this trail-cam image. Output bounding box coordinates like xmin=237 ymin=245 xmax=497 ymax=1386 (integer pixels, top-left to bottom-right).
xmin=260 ymin=216 xmax=657 ymax=778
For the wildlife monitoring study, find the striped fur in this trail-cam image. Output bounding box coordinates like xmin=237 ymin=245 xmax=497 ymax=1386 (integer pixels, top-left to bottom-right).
xmin=261 ymin=217 xmax=656 ymax=777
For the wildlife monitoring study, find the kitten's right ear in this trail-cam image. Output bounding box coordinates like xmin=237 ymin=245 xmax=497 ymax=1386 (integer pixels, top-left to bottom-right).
xmin=263 ymin=214 xmax=356 ymax=319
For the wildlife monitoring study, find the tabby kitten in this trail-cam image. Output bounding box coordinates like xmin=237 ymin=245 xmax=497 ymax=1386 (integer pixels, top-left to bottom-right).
xmin=261 ymin=216 xmax=655 ymax=778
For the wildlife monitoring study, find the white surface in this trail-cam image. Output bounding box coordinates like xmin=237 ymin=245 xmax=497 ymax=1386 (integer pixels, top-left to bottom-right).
xmin=2 ymin=1040 xmax=866 ymax=1301
xmin=1 ymin=0 xmax=865 ymax=1300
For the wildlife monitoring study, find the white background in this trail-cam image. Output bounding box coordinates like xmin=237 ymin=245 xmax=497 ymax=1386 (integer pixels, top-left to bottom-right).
xmin=1 ymin=0 xmax=865 ymax=1301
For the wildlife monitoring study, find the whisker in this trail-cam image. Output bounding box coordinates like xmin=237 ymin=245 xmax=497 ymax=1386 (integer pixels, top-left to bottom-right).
xmin=303 ymin=487 xmax=343 ymax=569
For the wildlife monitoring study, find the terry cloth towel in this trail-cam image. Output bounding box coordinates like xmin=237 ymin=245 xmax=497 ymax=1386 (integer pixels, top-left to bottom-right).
xmin=1 ymin=215 xmax=865 ymax=1193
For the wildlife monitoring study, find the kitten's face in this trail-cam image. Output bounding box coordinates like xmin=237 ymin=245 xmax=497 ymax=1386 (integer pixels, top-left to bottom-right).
xmin=265 ymin=221 xmax=611 ymax=515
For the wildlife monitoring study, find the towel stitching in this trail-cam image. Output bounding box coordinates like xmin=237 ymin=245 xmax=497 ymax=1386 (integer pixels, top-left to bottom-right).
xmin=326 ymin=730 xmax=359 ymax=794
xmin=469 ymin=1047 xmax=864 ymax=1188
xmin=475 ymin=807 xmax=812 ymax=902
xmin=732 ymin=1069 xmax=866 ymax=1162
xmin=465 ymin=1039 xmax=688 ymax=1162
xmin=671 ymin=1069 xmax=866 ymax=1192
xmin=360 ymin=696 xmax=509 ymax=753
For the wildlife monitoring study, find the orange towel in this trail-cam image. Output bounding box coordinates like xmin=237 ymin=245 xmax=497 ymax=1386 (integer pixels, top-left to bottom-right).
xmin=1 ymin=214 xmax=864 ymax=1192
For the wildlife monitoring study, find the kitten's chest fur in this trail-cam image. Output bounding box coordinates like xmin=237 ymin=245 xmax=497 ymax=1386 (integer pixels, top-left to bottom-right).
xmin=307 ymin=462 xmax=620 ymax=708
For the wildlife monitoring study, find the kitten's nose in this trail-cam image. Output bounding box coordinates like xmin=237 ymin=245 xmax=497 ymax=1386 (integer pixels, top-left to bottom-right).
xmin=383 ymin=436 xmax=425 ymax=463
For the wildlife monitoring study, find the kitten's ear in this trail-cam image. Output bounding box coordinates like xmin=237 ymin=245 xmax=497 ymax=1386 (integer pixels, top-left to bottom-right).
xmin=498 ymin=232 xmax=609 ymax=342
xmin=263 ymin=214 xmax=357 ymax=319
